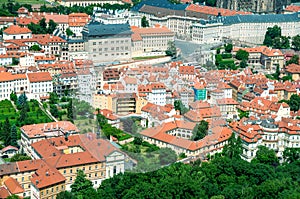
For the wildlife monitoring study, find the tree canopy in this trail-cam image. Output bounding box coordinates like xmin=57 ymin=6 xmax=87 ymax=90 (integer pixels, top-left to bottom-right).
xmin=292 ymin=35 xmax=300 ymax=51
xmin=236 ymin=49 xmax=249 ymax=61
xmin=192 ymin=120 xmax=209 ymax=141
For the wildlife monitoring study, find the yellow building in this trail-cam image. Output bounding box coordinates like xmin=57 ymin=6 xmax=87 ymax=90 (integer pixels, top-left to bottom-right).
xmin=92 ymin=93 xmax=113 ymax=111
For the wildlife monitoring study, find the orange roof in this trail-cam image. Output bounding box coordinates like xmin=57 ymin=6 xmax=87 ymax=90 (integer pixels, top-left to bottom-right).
xmin=0 ymin=72 xmax=26 ymax=82
xmin=286 ymin=63 xmax=300 ymax=74
xmin=0 ymin=187 xmax=10 ymax=198
xmin=4 ymin=177 xmax=24 ymax=194
xmin=233 ymin=46 xmax=283 ymax=57
xmin=186 ymin=4 xmax=252 ymax=16
xmin=45 ymin=14 xmax=68 ymax=23
xmin=3 ymin=25 xmax=31 ymax=35
xmin=31 ymin=165 xmax=65 ymax=189
xmin=131 ymin=25 xmax=174 ymax=41
xmin=27 ymin=72 xmax=52 ymax=82
xmin=285 ymin=5 xmax=300 ymax=12
xmin=21 ymin=121 xmax=79 ymax=138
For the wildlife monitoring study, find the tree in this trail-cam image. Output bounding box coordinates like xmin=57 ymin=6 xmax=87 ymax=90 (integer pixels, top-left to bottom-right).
xmin=283 ymin=148 xmax=300 ymax=163
xmin=49 ymin=92 xmax=59 ymax=104
xmin=133 ymin=136 xmax=143 ymax=145
xmin=66 ymin=27 xmax=74 ymax=37
xmin=288 ymin=94 xmax=300 ymax=111
xmin=238 ymin=109 xmax=249 ymax=119
xmin=235 ymin=49 xmax=249 ymax=61
xmin=1 ymin=118 xmax=11 ymax=145
xmin=10 ymin=125 xmax=18 ymax=147
xmin=57 ymin=191 xmax=75 ymax=199
xmin=224 ymin=43 xmax=233 ymax=53
xmin=50 ymin=104 xmax=59 ymax=118
xmin=39 ymin=18 xmax=47 ymax=30
xmin=67 ymin=99 xmax=74 ymax=122
xmin=239 ymin=59 xmax=248 ymax=68
xmin=10 ymin=91 xmax=17 ymax=103
xmin=192 ymin=120 xmax=209 ymax=141
xmin=273 ymin=36 xmax=290 ymax=49
xmin=17 ymin=92 xmax=27 ymax=108
xmin=97 ymin=113 xmax=108 ymax=128
xmin=12 ymin=57 xmax=19 ymax=65
xmin=252 ymin=146 xmax=279 ymax=166
xmin=286 ymin=55 xmax=299 ymax=65
xmin=159 ymin=148 xmax=177 ymax=165
xmin=165 ymin=41 xmax=177 ymax=57
xmin=10 ymin=154 xmax=31 ymax=162
xmin=71 ymin=170 xmax=97 ymax=198
xmin=174 ymin=100 xmax=188 ymax=115
xmin=141 ymin=16 xmax=149 ymax=27
xmin=222 ymin=133 xmax=242 ymax=159
xmin=263 ymin=25 xmax=281 ymax=46
xmin=7 ymin=195 xmax=20 ymax=199
xmin=47 ymin=19 xmax=57 ymax=34
xmin=29 ymin=44 xmax=41 ymax=51
xmin=292 ymin=35 xmax=300 ymax=51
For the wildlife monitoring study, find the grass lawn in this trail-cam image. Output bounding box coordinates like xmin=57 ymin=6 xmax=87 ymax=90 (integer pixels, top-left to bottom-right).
xmin=0 ymin=0 xmax=48 ymax=4
xmin=0 ymin=100 xmax=19 ymax=124
xmin=133 ymin=55 xmax=166 ymax=60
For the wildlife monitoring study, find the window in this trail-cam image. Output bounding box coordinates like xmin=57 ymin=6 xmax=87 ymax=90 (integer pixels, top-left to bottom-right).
xmin=93 ymin=42 xmax=96 ymax=45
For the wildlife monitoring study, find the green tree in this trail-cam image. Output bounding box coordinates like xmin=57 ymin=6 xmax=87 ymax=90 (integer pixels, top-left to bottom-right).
xmin=97 ymin=113 xmax=108 ymax=128
xmin=39 ymin=18 xmax=47 ymax=30
xmin=10 ymin=154 xmax=31 ymax=162
xmin=283 ymin=148 xmax=300 ymax=164
xmin=286 ymin=55 xmax=299 ymax=65
xmin=292 ymin=35 xmax=300 ymax=51
xmin=10 ymin=91 xmax=17 ymax=103
xmin=222 ymin=133 xmax=242 ymax=159
xmin=252 ymin=146 xmax=279 ymax=166
xmin=236 ymin=49 xmax=249 ymax=61
xmin=50 ymin=104 xmax=59 ymax=118
xmin=66 ymin=27 xmax=74 ymax=37
xmin=159 ymin=147 xmax=177 ymax=165
xmin=49 ymin=92 xmax=59 ymax=104
xmin=29 ymin=44 xmax=41 ymax=51
xmin=7 ymin=195 xmax=20 ymax=199
xmin=12 ymin=57 xmax=19 ymax=65
xmin=165 ymin=41 xmax=177 ymax=57
xmin=239 ymin=59 xmax=248 ymax=68
xmin=67 ymin=99 xmax=74 ymax=122
xmin=17 ymin=92 xmax=27 ymax=108
xmin=57 ymin=191 xmax=75 ymax=199
xmin=141 ymin=16 xmax=149 ymax=27
xmin=238 ymin=109 xmax=249 ymax=119
xmin=47 ymin=19 xmax=57 ymax=34
xmin=71 ymin=170 xmax=97 ymax=198
xmin=273 ymin=36 xmax=290 ymax=49
xmin=263 ymin=25 xmax=281 ymax=46
xmin=2 ymin=118 xmax=11 ymax=145
xmin=288 ymin=94 xmax=300 ymax=111
xmin=192 ymin=120 xmax=209 ymax=141
xmin=10 ymin=125 xmax=18 ymax=147
xmin=224 ymin=43 xmax=233 ymax=53
xmin=174 ymin=100 xmax=188 ymax=115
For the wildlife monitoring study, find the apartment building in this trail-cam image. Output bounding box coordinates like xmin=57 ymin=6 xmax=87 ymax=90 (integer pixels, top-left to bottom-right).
xmin=82 ymin=22 xmax=132 ymax=63
xmin=58 ymin=0 xmax=122 ymax=7
xmin=192 ymin=12 xmax=300 ymax=44
xmin=138 ymin=83 xmax=167 ymax=106
xmin=27 ymin=72 xmax=53 ymax=100
xmin=131 ymin=25 xmax=175 ymax=57
xmin=68 ymin=13 xmax=90 ymax=39
xmin=0 ymin=72 xmax=27 ymax=100
xmin=20 ymin=121 xmax=79 ymax=157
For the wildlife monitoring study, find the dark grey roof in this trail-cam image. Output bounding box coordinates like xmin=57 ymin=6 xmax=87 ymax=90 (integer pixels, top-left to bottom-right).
xmin=132 ymin=0 xmax=188 ymax=12
xmin=67 ymin=39 xmax=84 ymax=43
xmin=221 ymin=12 xmax=300 ymax=25
xmin=82 ymin=22 xmax=132 ymax=37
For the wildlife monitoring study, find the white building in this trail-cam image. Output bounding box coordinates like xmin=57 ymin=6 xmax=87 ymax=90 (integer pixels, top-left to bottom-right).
xmin=3 ymin=25 xmax=32 ymax=40
xmin=94 ymin=10 xmax=141 ymax=27
xmin=138 ymin=83 xmax=167 ymax=106
xmin=27 ymin=72 xmax=53 ymax=100
xmin=0 ymin=72 xmax=27 ymax=100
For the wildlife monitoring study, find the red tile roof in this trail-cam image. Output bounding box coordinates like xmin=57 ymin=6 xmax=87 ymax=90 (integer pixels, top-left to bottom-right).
xmin=3 ymin=25 xmax=31 ymax=35
xmin=27 ymin=72 xmax=52 ymax=82
xmin=4 ymin=177 xmax=24 ymax=194
xmin=186 ymin=4 xmax=252 ymax=16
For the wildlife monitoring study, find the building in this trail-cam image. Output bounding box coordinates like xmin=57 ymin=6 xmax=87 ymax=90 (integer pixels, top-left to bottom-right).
xmin=27 ymin=72 xmax=53 ymax=100
xmin=216 ymin=0 xmax=291 ymax=13
xmin=138 ymin=83 xmax=167 ymax=106
xmin=68 ymin=13 xmax=90 ymax=39
xmin=285 ymin=63 xmax=300 ymax=81
xmin=131 ymin=25 xmax=175 ymax=57
xmin=0 ymin=146 xmax=18 ymax=158
xmin=20 ymin=121 xmax=79 ymax=158
xmin=3 ymin=25 xmax=32 ymax=40
xmin=140 ymin=120 xmax=232 ymax=157
xmin=0 ymin=72 xmax=27 ymax=101
xmin=94 ymin=10 xmax=141 ymax=27
xmin=82 ymin=22 xmax=132 ymax=63
xmin=58 ymin=0 xmax=123 ymax=7
xmin=191 ymin=12 xmax=300 ymax=45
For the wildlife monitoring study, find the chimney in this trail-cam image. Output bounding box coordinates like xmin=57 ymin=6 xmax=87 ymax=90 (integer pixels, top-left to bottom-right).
xmin=36 ymin=180 xmax=39 ymax=185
